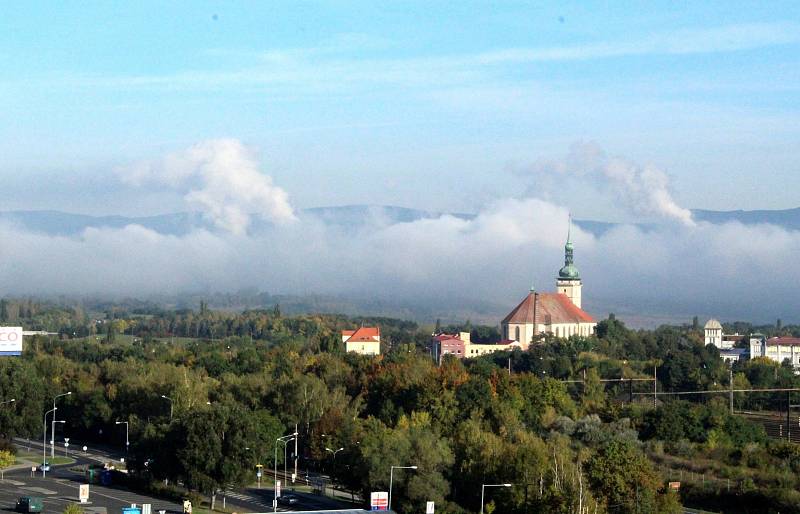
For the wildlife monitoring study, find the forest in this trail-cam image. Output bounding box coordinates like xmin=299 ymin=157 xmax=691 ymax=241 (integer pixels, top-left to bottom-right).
xmin=1 ymin=299 xmax=800 ymax=513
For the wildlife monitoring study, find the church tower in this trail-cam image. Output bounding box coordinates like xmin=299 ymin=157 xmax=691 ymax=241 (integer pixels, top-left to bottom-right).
xmin=556 ymin=217 xmax=582 ymax=308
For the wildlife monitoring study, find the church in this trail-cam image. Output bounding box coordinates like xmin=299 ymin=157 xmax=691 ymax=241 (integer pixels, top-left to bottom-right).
xmin=501 ymin=224 xmax=596 ymax=345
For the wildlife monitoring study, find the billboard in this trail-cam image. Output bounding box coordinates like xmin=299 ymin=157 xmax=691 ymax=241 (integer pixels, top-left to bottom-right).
xmin=370 ymin=491 xmax=388 ymax=511
xmin=79 ymin=484 xmax=89 ymax=503
xmin=0 ymin=327 xmax=22 ymax=356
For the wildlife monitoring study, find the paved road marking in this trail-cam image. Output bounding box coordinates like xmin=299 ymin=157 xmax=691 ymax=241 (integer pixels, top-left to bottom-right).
xmin=22 ymin=486 xmax=58 ymax=495
xmin=4 ymin=480 xmax=25 ymax=485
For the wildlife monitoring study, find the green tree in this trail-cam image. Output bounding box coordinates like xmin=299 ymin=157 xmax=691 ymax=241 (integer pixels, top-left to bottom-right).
xmin=586 ymin=439 xmax=660 ymax=514
xmin=0 ymin=449 xmax=14 ymax=480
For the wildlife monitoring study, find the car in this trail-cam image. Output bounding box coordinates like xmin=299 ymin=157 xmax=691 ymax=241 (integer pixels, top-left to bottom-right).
xmin=16 ymin=496 xmax=43 ymax=513
xmin=37 ymin=463 xmax=50 ymax=473
xmin=278 ymin=494 xmax=299 ymax=506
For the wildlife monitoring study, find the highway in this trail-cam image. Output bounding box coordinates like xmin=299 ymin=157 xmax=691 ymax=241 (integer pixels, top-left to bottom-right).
xmin=8 ymin=439 xmax=353 ymax=514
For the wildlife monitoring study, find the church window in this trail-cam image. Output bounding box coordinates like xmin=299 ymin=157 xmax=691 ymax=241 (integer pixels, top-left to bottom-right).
xmin=515 ymin=327 xmax=520 ymax=342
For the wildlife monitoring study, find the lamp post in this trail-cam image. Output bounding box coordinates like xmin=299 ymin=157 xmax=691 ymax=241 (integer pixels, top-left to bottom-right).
xmin=42 ymin=407 xmax=55 ymax=477
xmin=388 ymin=465 xmax=418 ymax=512
xmin=115 ymin=421 xmax=129 ymax=453
xmin=51 ymin=392 xmax=71 ymax=458
xmin=246 ymin=447 xmax=262 ymax=488
xmin=283 ymin=438 xmax=296 ymax=482
xmin=324 ymin=447 xmax=344 ymax=478
xmin=274 ymin=433 xmax=297 ymax=512
xmin=480 ymin=483 xmax=512 ymax=514
xmin=161 ymin=395 xmax=173 ymax=420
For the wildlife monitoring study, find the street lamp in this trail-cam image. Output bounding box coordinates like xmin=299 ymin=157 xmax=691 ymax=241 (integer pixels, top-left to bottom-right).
xmin=283 ymin=438 xmax=296 ymax=481
xmin=51 ymin=392 xmax=71 ymax=458
xmin=325 ymin=447 xmax=345 ymax=459
xmin=388 ymin=465 xmax=418 ymax=512
xmin=325 ymin=447 xmax=344 ymax=480
xmin=246 ymin=447 xmax=262 ymax=488
xmin=161 ymin=395 xmax=173 ymax=420
xmin=274 ymin=432 xmax=297 ymax=512
xmin=42 ymin=408 xmax=55 ymax=477
xmin=115 ymin=421 xmax=129 ymax=452
xmin=480 ymin=483 xmax=512 ymax=514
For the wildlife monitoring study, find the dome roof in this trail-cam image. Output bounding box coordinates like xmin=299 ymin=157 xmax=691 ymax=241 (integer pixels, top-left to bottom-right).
xmin=704 ymin=318 xmax=722 ymax=330
xmin=558 ymin=263 xmax=580 ymax=280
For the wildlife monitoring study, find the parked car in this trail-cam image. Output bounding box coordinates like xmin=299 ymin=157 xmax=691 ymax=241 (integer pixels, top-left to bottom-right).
xmin=16 ymin=496 xmax=43 ymax=513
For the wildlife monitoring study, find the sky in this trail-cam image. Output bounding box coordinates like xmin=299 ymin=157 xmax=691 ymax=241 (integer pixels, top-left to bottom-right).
xmin=1 ymin=1 xmax=799 ymax=219
xmin=1 ymin=2 xmax=800 ymax=324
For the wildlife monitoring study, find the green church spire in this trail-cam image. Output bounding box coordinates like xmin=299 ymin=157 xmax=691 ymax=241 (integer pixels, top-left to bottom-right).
xmin=558 ymin=215 xmax=580 ymax=280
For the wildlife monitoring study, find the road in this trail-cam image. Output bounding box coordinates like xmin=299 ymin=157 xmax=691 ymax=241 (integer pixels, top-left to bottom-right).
xmin=9 ymin=439 xmax=352 ymax=514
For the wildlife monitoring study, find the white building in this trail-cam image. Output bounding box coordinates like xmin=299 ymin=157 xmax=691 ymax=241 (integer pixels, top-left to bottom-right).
xmin=341 ymin=327 xmax=381 ymax=356
xmin=501 ymin=224 xmax=596 ymax=344
xmin=704 ymin=319 xmax=723 ymax=348
xmin=749 ymin=336 xmax=800 ymax=368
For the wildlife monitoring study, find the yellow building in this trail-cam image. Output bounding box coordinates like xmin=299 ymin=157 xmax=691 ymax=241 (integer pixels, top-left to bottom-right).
xmin=342 ymin=326 xmax=381 ymax=355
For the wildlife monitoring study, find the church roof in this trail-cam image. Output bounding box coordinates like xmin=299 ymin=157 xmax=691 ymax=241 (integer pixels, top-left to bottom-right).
xmin=502 ymin=292 xmax=595 ymax=325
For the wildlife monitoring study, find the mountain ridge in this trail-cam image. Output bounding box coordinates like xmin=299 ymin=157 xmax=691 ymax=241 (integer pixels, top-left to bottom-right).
xmin=0 ymin=205 xmax=798 ymax=237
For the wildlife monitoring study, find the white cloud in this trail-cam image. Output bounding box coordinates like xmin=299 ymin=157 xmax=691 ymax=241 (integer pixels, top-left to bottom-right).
xmin=119 ymin=139 xmax=296 ymax=234
xmin=520 ymin=142 xmax=694 ymax=226
xmin=2 ymin=141 xmax=799 ymax=325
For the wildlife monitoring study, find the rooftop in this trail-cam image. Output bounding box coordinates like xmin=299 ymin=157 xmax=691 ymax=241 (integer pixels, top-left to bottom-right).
xmin=502 ymin=292 xmax=594 ymax=325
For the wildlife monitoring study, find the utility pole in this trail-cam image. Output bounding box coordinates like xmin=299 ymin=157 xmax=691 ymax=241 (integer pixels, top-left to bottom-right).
xmin=787 ymin=391 xmax=792 ymax=441
xmin=653 ymin=366 xmax=657 ymax=407
xmin=294 ymin=424 xmax=298 ymax=483
xmin=729 ymin=368 xmax=734 ymax=415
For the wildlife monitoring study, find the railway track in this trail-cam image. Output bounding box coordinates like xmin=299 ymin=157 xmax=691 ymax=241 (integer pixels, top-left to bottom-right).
xmin=736 ymin=410 xmax=800 ymax=443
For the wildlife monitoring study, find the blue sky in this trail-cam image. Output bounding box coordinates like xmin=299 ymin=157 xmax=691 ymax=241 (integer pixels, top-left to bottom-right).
xmin=2 ymin=1 xmax=799 ymax=219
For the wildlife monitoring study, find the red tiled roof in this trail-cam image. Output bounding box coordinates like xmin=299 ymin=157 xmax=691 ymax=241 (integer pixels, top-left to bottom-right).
xmin=767 ymin=337 xmax=800 ymax=345
xmin=343 ymin=326 xmax=381 ymax=343
xmin=432 ymin=334 xmax=461 ymax=342
xmin=502 ymin=292 xmax=594 ymax=325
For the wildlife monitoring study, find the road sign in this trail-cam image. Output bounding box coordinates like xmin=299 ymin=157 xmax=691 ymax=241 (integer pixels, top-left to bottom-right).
xmin=0 ymin=327 xmax=23 ymax=356
xmin=291 ymin=473 xmax=296 ymax=483
xmin=276 ymin=479 xmax=281 ymax=497
xmin=256 ymin=471 xmax=262 ymax=478
xmin=370 ymin=491 xmax=389 ymax=511
xmin=426 ymin=501 xmax=435 ymax=513
xmin=82 ymin=446 xmax=88 ymax=452
xmin=79 ymin=484 xmax=89 ymax=503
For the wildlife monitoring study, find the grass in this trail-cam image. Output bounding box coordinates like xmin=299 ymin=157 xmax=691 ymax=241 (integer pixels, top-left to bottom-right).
xmin=49 ymin=456 xmax=75 ymax=465
xmin=14 ymin=452 xmax=75 ymax=466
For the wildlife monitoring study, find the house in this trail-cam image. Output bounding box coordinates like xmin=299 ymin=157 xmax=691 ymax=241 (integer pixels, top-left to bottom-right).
xmin=341 ymin=326 xmax=381 ymax=356
xmin=749 ymin=336 xmax=800 ymax=368
xmin=432 ymin=331 xmax=523 ymax=363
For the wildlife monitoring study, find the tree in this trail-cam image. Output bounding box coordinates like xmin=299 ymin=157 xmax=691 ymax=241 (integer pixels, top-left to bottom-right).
xmin=0 ymin=449 xmax=13 ymax=480
xmin=586 ymin=439 xmax=660 ymax=514
xmin=581 ymin=368 xmax=606 ymax=413
xmin=105 ymin=321 xmax=116 ymax=344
